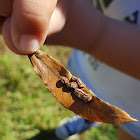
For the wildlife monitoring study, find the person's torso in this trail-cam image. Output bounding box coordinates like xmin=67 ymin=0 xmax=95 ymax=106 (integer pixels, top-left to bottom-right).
xmin=72 ymin=0 xmax=140 ymax=124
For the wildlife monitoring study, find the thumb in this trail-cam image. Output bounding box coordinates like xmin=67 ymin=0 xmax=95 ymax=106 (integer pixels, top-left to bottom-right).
xmin=11 ymin=0 xmax=57 ymax=54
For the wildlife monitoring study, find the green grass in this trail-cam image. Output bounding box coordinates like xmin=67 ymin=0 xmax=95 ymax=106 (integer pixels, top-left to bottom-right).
xmin=0 ymin=36 xmax=118 ymax=140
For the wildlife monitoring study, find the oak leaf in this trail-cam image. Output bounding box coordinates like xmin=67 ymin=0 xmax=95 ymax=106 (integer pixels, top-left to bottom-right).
xmin=28 ymin=50 xmax=138 ymax=125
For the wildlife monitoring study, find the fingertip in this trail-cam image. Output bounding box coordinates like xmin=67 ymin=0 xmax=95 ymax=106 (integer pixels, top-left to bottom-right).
xmin=20 ymin=35 xmax=40 ymax=53
xmin=11 ymin=0 xmax=57 ymax=54
xmin=11 ymin=13 xmax=47 ymax=54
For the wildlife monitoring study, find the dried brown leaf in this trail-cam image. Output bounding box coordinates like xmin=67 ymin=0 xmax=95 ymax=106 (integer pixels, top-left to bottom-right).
xmin=28 ymin=50 xmax=138 ymax=125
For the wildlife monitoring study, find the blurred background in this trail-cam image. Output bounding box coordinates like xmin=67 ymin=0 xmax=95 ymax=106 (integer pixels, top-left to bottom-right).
xmin=0 ymin=35 xmax=117 ymax=140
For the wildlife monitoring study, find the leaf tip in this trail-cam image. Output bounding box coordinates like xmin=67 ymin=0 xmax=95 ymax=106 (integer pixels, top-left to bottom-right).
xmin=130 ymin=118 xmax=138 ymax=122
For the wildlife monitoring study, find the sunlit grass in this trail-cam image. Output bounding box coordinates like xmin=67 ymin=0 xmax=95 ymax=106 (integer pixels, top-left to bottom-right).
xmin=0 ymin=36 xmax=117 ymax=140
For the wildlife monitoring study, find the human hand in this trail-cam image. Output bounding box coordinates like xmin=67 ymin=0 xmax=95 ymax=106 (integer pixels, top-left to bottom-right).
xmin=1 ymin=0 xmax=67 ymax=55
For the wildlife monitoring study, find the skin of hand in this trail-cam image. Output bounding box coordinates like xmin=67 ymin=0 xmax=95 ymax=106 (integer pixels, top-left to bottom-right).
xmin=1 ymin=0 xmax=67 ymax=54
xmin=47 ymin=0 xmax=140 ymax=80
xmin=0 ymin=0 xmax=140 ymax=80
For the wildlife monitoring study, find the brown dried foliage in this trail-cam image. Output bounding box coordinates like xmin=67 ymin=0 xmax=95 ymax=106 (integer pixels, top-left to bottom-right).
xmin=28 ymin=50 xmax=138 ymax=125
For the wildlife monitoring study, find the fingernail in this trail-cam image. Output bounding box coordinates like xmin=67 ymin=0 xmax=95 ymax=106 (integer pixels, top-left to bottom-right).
xmin=20 ymin=35 xmax=40 ymax=53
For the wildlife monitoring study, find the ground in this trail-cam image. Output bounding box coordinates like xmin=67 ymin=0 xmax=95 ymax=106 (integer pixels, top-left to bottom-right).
xmin=0 ymin=36 xmax=117 ymax=140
